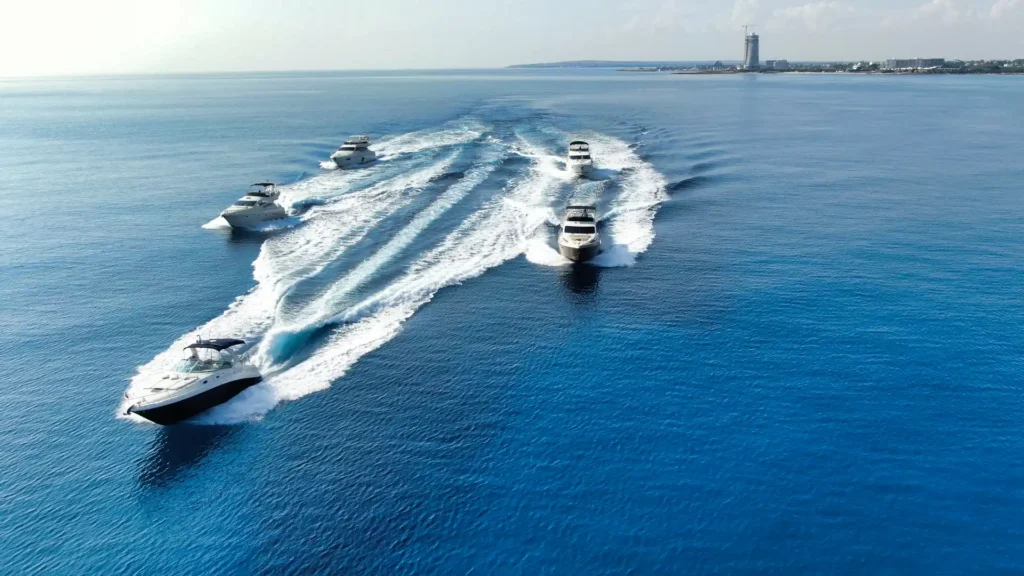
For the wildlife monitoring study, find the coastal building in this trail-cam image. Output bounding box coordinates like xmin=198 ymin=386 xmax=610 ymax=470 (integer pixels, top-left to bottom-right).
xmin=697 ymin=61 xmax=729 ymax=71
xmin=883 ymin=58 xmax=945 ymax=70
xmin=744 ymin=32 xmax=761 ymax=70
xmin=765 ymin=59 xmax=790 ymax=70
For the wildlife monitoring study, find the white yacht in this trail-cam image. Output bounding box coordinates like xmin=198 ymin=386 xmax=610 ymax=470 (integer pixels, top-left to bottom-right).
xmin=567 ymin=141 xmax=594 ymax=176
xmin=330 ymin=135 xmax=377 ymax=168
xmin=125 ymin=338 xmax=262 ymax=425
xmin=219 ymin=183 xmax=287 ymax=228
xmin=557 ymin=205 xmax=601 ymax=262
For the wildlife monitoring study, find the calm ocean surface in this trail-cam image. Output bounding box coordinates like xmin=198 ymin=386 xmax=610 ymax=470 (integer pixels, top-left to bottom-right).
xmin=1 ymin=70 xmax=1023 ymax=574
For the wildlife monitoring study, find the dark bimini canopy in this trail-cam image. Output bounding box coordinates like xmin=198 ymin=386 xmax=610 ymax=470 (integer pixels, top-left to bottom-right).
xmin=569 ymin=141 xmax=589 ymax=146
xmin=251 ymin=182 xmax=275 ymax=187
xmin=566 ymin=204 xmax=597 ymax=210
xmin=184 ymin=338 xmax=246 ymax=351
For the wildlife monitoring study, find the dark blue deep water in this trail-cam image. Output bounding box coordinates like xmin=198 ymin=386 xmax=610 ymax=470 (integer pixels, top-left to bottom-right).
xmin=2 ymin=70 xmax=1023 ymax=574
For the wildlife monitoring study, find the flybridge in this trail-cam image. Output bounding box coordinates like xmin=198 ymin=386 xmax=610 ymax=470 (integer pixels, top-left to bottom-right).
xmin=569 ymin=141 xmax=590 ymax=151
xmin=565 ymin=205 xmax=597 ymax=222
xmin=248 ymin=183 xmax=278 ymax=197
xmin=340 ymin=135 xmax=372 ymax=151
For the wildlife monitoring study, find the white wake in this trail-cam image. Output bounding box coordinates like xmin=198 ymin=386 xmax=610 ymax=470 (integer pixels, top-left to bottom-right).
xmin=123 ymin=125 xmax=667 ymax=424
xmin=121 ymin=126 xmax=476 ymax=421
xmin=525 ymin=132 xmax=668 ymax=268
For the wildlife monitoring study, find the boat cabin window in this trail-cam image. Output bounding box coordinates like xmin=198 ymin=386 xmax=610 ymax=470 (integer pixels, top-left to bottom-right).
xmin=176 ymin=347 xmax=235 ymax=373
xmin=233 ymin=200 xmax=258 ymax=207
xmin=569 ymin=154 xmax=591 ymax=160
xmin=175 ymin=358 xmax=231 ymax=373
xmin=564 ymin=225 xmax=596 ymax=234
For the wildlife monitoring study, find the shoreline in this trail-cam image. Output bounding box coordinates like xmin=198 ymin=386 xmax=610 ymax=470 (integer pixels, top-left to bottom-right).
xmin=656 ymin=70 xmax=1024 ymax=76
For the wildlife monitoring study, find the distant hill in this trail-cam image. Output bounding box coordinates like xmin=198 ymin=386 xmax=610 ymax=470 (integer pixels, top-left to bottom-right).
xmin=507 ymin=60 xmax=738 ymax=69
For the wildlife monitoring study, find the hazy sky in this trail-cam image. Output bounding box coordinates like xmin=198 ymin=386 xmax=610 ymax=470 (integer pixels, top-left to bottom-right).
xmin=1 ymin=0 xmax=1021 ymax=76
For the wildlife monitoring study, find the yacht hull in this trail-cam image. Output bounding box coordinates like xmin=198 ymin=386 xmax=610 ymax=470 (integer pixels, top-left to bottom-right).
xmin=221 ymin=208 xmax=287 ymax=229
xmin=330 ymin=152 xmax=377 ymax=169
xmin=128 ymin=376 xmax=262 ymax=425
xmin=559 ymin=242 xmax=601 ymax=263
xmin=569 ymin=163 xmax=593 ymax=176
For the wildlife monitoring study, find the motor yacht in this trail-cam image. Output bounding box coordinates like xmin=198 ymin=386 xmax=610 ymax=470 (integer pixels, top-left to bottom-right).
xmin=557 ymin=205 xmax=601 ymax=262
xmin=567 ymin=141 xmax=594 ymax=176
xmin=125 ymin=338 xmax=262 ymax=425
xmin=219 ymin=183 xmax=287 ymax=228
xmin=330 ymin=135 xmax=377 ymax=168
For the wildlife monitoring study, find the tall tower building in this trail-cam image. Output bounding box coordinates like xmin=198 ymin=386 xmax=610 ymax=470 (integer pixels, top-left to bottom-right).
xmin=744 ymin=31 xmax=760 ymax=70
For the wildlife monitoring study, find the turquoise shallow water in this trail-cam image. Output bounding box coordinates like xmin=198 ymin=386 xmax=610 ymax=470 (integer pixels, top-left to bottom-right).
xmin=1 ymin=70 xmax=1023 ymax=574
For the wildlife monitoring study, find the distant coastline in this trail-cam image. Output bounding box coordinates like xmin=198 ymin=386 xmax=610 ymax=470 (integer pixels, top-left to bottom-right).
xmin=509 ymin=60 xmax=1024 ymax=75
xmin=667 ymin=69 xmax=1024 ymax=76
xmin=507 ymin=60 xmax=739 ymax=70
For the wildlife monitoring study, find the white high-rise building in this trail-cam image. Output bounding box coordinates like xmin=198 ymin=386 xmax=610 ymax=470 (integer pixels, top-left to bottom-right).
xmin=744 ymin=33 xmax=760 ymax=70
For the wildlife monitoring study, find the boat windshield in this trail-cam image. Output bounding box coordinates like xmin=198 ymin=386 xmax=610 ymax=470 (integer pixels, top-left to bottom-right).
xmin=569 ymin=155 xmax=591 ymax=160
xmin=564 ymin=226 xmax=596 ymax=234
xmin=175 ymin=358 xmax=232 ymax=373
xmin=234 ymin=200 xmax=258 ymax=207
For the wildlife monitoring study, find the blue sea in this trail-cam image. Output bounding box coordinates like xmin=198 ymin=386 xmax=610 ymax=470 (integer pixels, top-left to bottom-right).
xmin=2 ymin=70 xmax=1023 ymax=574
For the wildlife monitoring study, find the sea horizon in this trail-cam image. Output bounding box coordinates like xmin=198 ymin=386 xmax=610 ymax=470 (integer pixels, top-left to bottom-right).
xmin=3 ymin=68 xmax=1023 ymax=574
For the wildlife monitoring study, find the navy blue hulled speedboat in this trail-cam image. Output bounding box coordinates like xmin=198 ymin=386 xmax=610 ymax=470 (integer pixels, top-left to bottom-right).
xmin=126 ymin=338 xmax=262 ymax=425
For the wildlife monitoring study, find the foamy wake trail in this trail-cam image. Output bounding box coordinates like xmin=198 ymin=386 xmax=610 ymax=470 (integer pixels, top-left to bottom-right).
xmin=587 ymin=133 xmax=668 ymax=267
xmin=203 ymin=215 xmax=301 ymax=233
xmin=283 ymin=124 xmax=482 ymax=209
xmin=254 ymin=154 xmax=460 ymax=304
xmin=121 ymin=145 xmax=464 ymax=420
xmin=240 ymin=136 xmax=562 ymax=417
xmin=524 ymin=132 xmax=667 ymax=268
xmin=202 ymin=217 xmax=231 ymax=230
xmin=524 ymin=238 xmax=570 ymax=266
xmin=512 ymin=143 xmax=577 ymax=182
xmin=373 ymin=122 xmax=484 ymax=158
xmin=283 ymin=154 xmax=427 ymax=210
xmin=124 ymin=125 xmax=668 ymax=424
xmin=256 ymin=143 xmax=507 ymax=365
xmin=315 ymin=123 xmax=480 ymax=169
